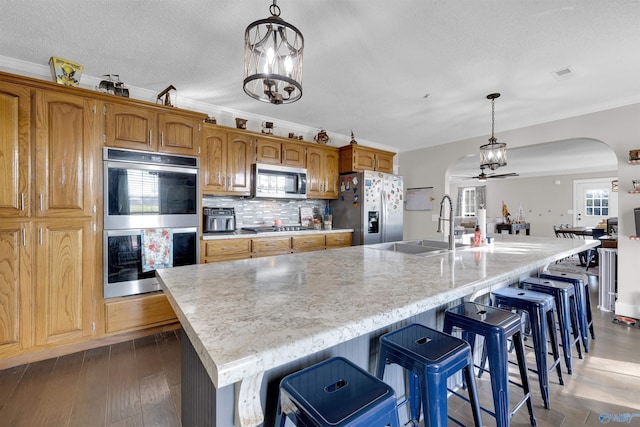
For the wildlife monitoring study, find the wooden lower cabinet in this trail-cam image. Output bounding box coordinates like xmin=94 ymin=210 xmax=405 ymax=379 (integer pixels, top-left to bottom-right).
xmin=0 ymin=222 xmax=32 ymax=358
xmin=292 ymin=235 xmax=326 ymax=253
xmin=34 ymin=219 xmax=95 ymax=346
xmin=105 ymin=293 xmax=177 ymax=334
xmin=201 ymin=232 xmax=353 ymax=262
xmin=251 ymin=236 xmax=291 ymax=257
xmin=201 ymin=238 xmax=251 ymax=263
xmin=326 ymin=232 xmax=352 ymax=248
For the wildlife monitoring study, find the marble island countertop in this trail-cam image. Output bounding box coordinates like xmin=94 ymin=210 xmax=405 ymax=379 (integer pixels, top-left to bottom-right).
xmin=157 ymin=234 xmax=598 ymax=391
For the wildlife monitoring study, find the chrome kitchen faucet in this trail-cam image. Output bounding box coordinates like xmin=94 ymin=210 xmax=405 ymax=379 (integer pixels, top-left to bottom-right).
xmin=437 ymin=195 xmax=455 ymax=251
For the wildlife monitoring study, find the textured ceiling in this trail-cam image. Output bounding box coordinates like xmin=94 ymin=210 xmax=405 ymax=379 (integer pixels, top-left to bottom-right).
xmin=1 ymin=1 xmax=638 ymax=176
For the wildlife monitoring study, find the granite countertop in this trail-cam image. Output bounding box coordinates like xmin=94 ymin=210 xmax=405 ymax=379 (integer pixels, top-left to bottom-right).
xmin=157 ymin=234 xmax=598 ymax=389
xmin=202 ymin=228 xmax=353 ymax=240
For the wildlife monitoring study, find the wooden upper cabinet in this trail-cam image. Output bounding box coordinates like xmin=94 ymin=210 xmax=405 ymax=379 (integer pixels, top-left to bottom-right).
xmin=255 ymin=138 xmax=281 ymax=164
xmin=158 ymin=112 xmax=201 ymax=156
xmin=307 ymin=145 xmax=339 ymax=199
xmin=282 ymin=141 xmax=306 ymax=167
xmin=0 ymin=221 xmax=32 ymax=357
xmin=227 ymin=132 xmax=252 ymax=194
xmin=201 ymin=125 xmax=251 ymax=195
xmin=35 ymin=90 xmax=97 ymax=218
xmin=105 ymin=102 xmax=157 ymax=151
xmin=34 ymin=218 xmax=94 ymax=346
xmin=255 ymin=136 xmax=306 ymax=167
xmin=105 ymin=102 xmax=202 ymax=156
xmin=0 ymin=82 xmax=31 ymax=218
xmin=339 ymin=145 xmax=395 ymax=174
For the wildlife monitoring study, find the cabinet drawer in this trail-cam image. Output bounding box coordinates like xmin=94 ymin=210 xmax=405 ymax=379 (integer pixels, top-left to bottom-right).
xmin=292 ymin=235 xmax=326 ymax=252
xmin=251 ymin=237 xmax=291 ymax=255
xmin=326 ymin=232 xmax=352 ymax=248
xmin=105 ymin=293 xmax=177 ymax=334
xmin=203 ymin=239 xmax=251 ymax=257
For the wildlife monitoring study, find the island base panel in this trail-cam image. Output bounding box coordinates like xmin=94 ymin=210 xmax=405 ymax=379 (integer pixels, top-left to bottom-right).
xmin=181 ymin=329 xmax=235 ymax=427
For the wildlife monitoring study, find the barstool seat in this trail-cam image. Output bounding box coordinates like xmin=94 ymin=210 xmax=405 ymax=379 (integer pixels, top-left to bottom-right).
xmin=444 ymin=302 xmax=536 ymax=427
xmin=520 ymin=277 xmax=583 ymax=374
xmin=278 ymin=357 xmax=400 ymax=427
xmin=490 ymin=287 xmax=564 ymax=409
xmin=541 ymin=270 xmax=595 ymax=352
xmin=375 ymin=323 xmax=482 ymax=427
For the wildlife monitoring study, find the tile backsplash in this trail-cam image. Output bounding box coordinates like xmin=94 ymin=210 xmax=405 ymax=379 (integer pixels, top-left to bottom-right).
xmin=202 ymin=196 xmax=327 ymax=227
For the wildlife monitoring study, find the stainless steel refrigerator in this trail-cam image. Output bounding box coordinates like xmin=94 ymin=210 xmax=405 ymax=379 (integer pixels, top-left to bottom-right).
xmin=330 ymin=171 xmax=404 ymax=245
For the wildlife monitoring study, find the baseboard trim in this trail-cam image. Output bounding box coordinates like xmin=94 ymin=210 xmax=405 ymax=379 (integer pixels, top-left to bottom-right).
xmin=0 ymin=322 xmax=180 ymax=370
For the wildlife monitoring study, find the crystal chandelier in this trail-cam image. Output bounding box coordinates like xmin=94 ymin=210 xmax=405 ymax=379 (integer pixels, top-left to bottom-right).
xmin=243 ymin=0 xmax=304 ymax=105
xmin=479 ymin=93 xmax=507 ymax=170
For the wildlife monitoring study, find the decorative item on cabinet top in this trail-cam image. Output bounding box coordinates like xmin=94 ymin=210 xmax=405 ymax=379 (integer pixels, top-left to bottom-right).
xmin=629 ymin=149 xmax=640 ymax=161
xmin=314 ymin=129 xmax=330 ymax=144
xmin=49 ymin=56 xmax=83 ymax=87
xmin=236 ymin=117 xmax=247 ymax=129
xmin=97 ymin=74 xmax=129 ymax=97
xmin=157 ymin=85 xmax=177 ymax=107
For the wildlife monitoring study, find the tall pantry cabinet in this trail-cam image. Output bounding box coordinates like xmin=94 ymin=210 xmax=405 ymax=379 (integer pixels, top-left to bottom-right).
xmin=0 ymin=78 xmax=99 ymax=358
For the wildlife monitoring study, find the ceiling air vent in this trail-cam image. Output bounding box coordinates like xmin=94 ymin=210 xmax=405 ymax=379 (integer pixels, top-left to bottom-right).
xmin=552 ymin=66 xmax=575 ymax=81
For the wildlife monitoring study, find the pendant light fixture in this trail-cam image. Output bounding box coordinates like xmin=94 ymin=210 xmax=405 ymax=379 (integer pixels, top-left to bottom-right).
xmin=243 ymin=0 xmax=304 ymax=105
xmin=479 ymin=93 xmax=507 ymax=170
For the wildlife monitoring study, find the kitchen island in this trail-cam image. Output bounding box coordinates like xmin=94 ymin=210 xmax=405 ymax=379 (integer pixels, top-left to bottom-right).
xmin=157 ymin=234 xmax=599 ymax=427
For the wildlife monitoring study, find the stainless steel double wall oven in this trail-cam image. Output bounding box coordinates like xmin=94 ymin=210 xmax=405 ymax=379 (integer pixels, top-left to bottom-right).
xmin=103 ymin=148 xmax=199 ymax=298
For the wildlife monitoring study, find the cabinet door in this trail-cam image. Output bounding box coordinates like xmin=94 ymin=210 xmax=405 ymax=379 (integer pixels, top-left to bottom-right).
xmin=306 ymin=146 xmax=324 ymax=198
xmin=291 ymin=234 xmax=325 ymax=252
xmin=201 ymin=126 xmax=227 ymax=193
xmin=255 ymin=138 xmax=281 ymax=164
xmin=282 ymin=142 xmax=306 ymax=167
xmin=0 ymin=222 xmax=32 ymax=357
xmin=376 ymin=152 xmax=394 ymax=173
xmin=158 ymin=113 xmax=200 ymax=156
xmin=226 ymin=132 xmax=252 ymax=195
xmin=201 ymin=239 xmax=251 ymax=263
xmin=353 ymin=147 xmax=377 ymax=170
xmin=324 ymin=148 xmax=340 ymax=199
xmin=34 ymin=219 xmax=94 ymax=346
xmin=104 ymin=102 xmax=157 ymax=151
xmin=251 ymin=237 xmax=291 ymax=257
xmin=0 ymin=82 xmax=31 ymax=217
xmin=35 ymin=90 xmax=96 ymax=217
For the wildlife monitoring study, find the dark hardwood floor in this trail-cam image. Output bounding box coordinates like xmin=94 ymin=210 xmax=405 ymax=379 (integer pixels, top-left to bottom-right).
xmin=0 ymin=331 xmax=181 ymax=427
xmin=1 ymin=262 xmax=639 ymax=426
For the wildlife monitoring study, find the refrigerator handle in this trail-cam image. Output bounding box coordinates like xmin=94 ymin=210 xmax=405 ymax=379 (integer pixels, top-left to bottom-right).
xmin=380 ymin=189 xmax=386 ymax=241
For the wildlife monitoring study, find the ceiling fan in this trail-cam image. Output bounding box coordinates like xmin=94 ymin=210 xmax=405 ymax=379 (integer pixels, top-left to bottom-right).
xmin=468 ymin=167 xmax=519 ymax=181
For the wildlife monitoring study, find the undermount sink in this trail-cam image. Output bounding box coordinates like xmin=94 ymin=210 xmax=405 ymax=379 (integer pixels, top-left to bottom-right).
xmin=369 ymin=239 xmax=468 ymax=255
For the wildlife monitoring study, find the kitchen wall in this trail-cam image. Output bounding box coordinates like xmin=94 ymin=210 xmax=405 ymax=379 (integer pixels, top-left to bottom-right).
xmin=399 ymin=103 xmax=640 ymax=318
xmin=202 ymin=196 xmax=327 ymax=227
xmin=450 ymin=171 xmax=617 ymax=238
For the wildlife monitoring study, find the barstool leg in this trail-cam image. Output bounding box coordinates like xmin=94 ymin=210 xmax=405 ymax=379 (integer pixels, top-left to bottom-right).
xmin=486 ymin=333 xmax=510 ymax=427
xmin=529 ymin=306 xmax=551 ymax=409
xmin=407 ymin=373 xmax=421 ymax=426
xmin=512 ymin=330 xmax=537 ymax=426
xmin=569 ymin=295 xmax=583 ymax=360
xmin=547 ymin=309 xmax=564 ymax=386
xmin=463 ymin=363 xmax=483 ymax=427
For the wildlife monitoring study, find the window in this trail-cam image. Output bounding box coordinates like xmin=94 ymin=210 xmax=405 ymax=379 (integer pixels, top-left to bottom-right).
xmin=456 ymin=185 xmax=485 ymax=217
xmin=461 ymin=187 xmax=477 ymax=217
xmin=584 ymin=189 xmax=609 ymax=216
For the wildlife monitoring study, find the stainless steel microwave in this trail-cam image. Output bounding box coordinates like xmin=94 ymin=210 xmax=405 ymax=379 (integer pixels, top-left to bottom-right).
xmin=252 ymin=163 xmax=307 ymax=199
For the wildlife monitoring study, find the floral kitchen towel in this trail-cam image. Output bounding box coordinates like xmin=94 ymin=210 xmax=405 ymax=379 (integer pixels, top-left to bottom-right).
xmin=141 ymin=228 xmax=173 ymax=272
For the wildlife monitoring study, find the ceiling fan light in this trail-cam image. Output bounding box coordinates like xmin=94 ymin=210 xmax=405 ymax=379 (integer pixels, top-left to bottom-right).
xmin=243 ymin=1 xmax=304 ymax=105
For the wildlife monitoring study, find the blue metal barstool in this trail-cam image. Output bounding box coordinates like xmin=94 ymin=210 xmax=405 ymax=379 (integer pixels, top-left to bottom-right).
xmin=375 ymin=323 xmax=483 ymax=427
xmin=277 ymin=356 xmax=401 ymax=427
xmin=490 ymin=288 xmax=564 ymax=410
xmin=520 ymin=277 xmax=583 ymax=374
xmin=444 ymin=302 xmax=536 ymax=427
xmin=541 ymin=270 xmax=595 ymax=352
